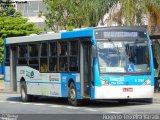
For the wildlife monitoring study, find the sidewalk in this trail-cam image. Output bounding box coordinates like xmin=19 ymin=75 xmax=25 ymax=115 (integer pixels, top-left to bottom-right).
xmin=153 ymin=93 xmax=160 ymax=103
xmin=0 ymin=80 xmax=4 ymax=91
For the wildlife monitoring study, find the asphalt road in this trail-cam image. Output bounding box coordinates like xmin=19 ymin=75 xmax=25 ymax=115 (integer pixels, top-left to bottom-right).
xmin=0 ymin=93 xmax=160 ymax=120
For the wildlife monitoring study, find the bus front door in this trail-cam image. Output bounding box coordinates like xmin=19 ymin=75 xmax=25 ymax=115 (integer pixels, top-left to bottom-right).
xmin=80 ymin=41 xmax=91 ymax=98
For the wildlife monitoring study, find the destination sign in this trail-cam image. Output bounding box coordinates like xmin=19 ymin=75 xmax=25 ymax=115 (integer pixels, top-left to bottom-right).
xmin=95 ymin=30 xmax=146 ymax=39
xmin=104 ymin=32 xmax=138 ymax=38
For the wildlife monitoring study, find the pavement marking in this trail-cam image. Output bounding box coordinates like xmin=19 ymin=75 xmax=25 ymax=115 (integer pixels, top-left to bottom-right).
xmin=65 ymin=106 xmax=80 ymax=109
xmin=33 ymin=103 xmax=46 ymax=106
xmin=49 ymin=105 xmax=63 ymax=108
xmin=20 ymin=103 xmax=31 ymax=105
xmin=0 ymin=100 xmax=5 ymax=103
xmin=8 ymin=101 xmax=20 ymax=104
xmin=107 ymin=111 xmax=123 ymax=114
xmin=84 ymin=108 xmax=97 ymax=112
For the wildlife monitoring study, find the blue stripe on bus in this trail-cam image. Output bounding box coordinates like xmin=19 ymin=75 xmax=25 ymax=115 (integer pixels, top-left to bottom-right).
xmin=146 ymin=31 xmax=154 ymax=86
xmin=101 ymin=75 xmax=152 ymax=86
xmin=61 ymin=28 xmax=94 ymax=39
xmin=25 ymin=81 xmax=61 ymax=84
xmin=4 ymin=80 xmax=11 ymax=82
xmin=93 ymin=57 xmax=101 ymax=86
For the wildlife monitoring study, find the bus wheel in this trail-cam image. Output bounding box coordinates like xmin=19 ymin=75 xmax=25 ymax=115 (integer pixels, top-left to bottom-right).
xmin=20 ymin=81 xmax=30 ymax=102
xmin=145 ymin=98 xmax=153 ymax=104
xmin=118 ymin=100 xmax=128 ymax=104
xmin=68 ymin=82 xmax=81 ymax=106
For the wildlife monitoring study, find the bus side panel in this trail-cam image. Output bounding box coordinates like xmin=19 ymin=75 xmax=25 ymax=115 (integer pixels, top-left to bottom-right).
xmin=17 ymin=66 xmax=63 ymax=97
xmin=17 ymin=66 xmax=43 ymax=95
xmin=61 ymin=73 xmax=81 ymax=99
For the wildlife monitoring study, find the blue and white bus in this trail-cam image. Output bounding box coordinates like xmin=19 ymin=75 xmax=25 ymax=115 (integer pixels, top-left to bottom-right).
xmin=4 ymin=26 xmax=154 ymax=106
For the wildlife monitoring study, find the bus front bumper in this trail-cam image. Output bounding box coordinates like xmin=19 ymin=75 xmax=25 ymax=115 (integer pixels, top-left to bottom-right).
xmin=94 ymin=86 xmax=154 ymax=99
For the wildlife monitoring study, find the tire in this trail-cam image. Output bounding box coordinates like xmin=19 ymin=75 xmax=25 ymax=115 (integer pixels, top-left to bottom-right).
xmin=145 ymin=98 xmax=153 ymax=104
xmin=118 ymin=100 xmax=128 ymax=104
xmin=68 ymin=82 xmax=81 ymax=106
xmin=20 ymin=81 xmax=31 ymax=102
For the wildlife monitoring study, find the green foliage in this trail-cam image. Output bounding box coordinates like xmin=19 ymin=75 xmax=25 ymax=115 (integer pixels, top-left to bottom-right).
xmin=118 ymin=0 xmax=160 ymax=27
xmin=0 ymin=1 xmax=43 ymax=63
xmin=44 ymin=0 xmax=117 ymax=31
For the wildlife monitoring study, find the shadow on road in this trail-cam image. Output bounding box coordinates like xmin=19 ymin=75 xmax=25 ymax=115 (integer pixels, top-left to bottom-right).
xmin=6 ymin=96 xmax=149 ymax=108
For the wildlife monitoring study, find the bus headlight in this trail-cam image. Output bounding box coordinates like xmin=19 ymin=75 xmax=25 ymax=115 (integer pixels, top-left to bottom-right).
xmin=100 ymin=77 xmax=111 ymax=86
xmin=143 ymin=78 xmax=151 ymax=85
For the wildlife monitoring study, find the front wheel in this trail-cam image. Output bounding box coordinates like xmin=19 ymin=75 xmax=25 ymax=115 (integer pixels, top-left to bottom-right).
xmin=118 ymin=100 xmax=128 ymax=104
xmin=68 ymin=82 xmax=81 ymax=106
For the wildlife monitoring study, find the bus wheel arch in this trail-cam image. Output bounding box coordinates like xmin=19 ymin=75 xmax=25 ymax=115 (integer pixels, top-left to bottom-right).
xmin=67 ymin=79 xmax=81 ymax=106
xmin=20 ymin=77 xmax=30 ymax=102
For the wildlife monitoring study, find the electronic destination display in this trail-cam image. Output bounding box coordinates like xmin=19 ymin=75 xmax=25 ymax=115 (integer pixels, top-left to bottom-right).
xmin=95 ymin=30 xmax=147 ymax=39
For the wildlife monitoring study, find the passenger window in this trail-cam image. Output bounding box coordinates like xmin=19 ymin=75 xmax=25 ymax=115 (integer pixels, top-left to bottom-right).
xmin=59 ymin=41 xmax=68 ymax=72
xmin=59 ymin=57 xmax=68 ymax=71
xmin=29 ymin=58 xmax=39 ymax=70
xmin=29 ymin=44 xmax=39 ymax=57
xmin=41 ymin=43 xmax=48 ymax=56
xmin=69 ymin=57 xmax=78 ymax=71
xmin=69 ymin=40 xmax=79 ymax=72
xmin=19 ymin=45 xmax=28 ymax=58
xmin=50 ymin=42 xmax=57 ymax=56
xmin=6 ymin=46 xmax=10 ymax=66
xmin=49 ymin=57 xmax=57 ymax=72
xmin=18 ymin=45 xmax=28 ymax=65
xmin=70 ymin=41 xmax=78 ymax=55
xmin=40 ymin=58 xmax=48 ymax=72
xmin=40 ymin=42 xmax=48 ymax=72
xmin=59 ymin=41 xmax=67 ymax=56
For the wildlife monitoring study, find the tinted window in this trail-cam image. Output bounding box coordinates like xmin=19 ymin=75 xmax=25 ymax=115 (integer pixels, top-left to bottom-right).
xmin=40 ymin=58 xmax=48 ymax=72
xmin=69 ymin=57 xmax=78 ymax=71
xmin=59 ymin=57 xmax=68 ymax=71
xmin=70 ymin=41 xmax=78 ymax=55
xmin=49 ymin=57 xmax=57 ymax=72
xmin=41 ymin=43 xmax=48 ymax=56
xmin=50 ymin=42 xmax=57 ymax=56
xmin=59 ymin=41 xmax=67 ymax=56
xmin=6 ymin=46 xmax=10 ymax=66
xmin=29 ymin=44 xmax=39 ymax=57
xmin=19 ymin=45 xmax=28 ymax=58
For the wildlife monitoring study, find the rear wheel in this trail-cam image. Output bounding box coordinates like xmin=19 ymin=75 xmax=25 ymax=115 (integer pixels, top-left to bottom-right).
xmin=20 ymin=81 xmax=31 ymax=102
xmin=68 ymin=82 xmax=81 ymax=106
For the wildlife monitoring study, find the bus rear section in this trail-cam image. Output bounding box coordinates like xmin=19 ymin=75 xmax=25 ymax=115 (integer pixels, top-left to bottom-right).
xmin=93 ymin=27 xmax=154 ymax=102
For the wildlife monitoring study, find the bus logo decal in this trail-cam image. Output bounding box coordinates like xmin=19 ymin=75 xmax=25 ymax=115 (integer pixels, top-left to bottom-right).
xmin=26 ymin=71 xmax=34 ymax=78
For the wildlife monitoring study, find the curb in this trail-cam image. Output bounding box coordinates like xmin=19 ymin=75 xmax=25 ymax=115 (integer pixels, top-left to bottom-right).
xmin=153 ymin=97 xmax=160 ymax=104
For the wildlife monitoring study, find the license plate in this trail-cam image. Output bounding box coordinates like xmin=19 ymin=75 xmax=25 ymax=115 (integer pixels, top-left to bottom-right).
xmin=123 ymin=88 xmax=133 ymax=92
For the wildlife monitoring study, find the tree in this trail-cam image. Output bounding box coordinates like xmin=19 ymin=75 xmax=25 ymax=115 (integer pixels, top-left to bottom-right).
xmin=43 ymin=0 xmax=117 ymax=31
xmin=0 ymin=1 xmax=43 ymax=62
xmin=108 ymin=0 xmax=160 ymax=33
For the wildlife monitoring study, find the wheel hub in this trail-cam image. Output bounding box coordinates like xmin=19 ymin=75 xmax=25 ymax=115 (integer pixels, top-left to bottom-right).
xmin=70 ymin=88 xmax=76 ymax=100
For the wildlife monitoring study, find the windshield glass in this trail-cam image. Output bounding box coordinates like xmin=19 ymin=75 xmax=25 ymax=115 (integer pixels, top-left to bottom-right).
xmin=97 ymin=40 xmax=150 ymax=73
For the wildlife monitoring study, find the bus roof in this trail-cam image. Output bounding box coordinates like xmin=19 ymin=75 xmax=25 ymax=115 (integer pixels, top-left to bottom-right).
xmin=5 ymin=26 xmax=147 ymax=44
xmin=5 ymin=28 xmax=94 ymax=45
xmin=95 ymin=26 xmax=147 ymax=32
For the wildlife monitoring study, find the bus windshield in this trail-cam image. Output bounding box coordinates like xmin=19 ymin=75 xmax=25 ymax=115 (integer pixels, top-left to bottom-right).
xmin=97 ymin=39 xmax=150 ymax=74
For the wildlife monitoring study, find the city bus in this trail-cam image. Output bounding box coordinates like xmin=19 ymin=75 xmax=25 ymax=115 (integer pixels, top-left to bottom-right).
xmin=4 ymin=26 xmax=154 ymax=106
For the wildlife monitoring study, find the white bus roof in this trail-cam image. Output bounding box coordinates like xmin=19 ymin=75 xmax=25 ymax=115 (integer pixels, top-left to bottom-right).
xmin=6 ymin=33 xmax=61 ymax=44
